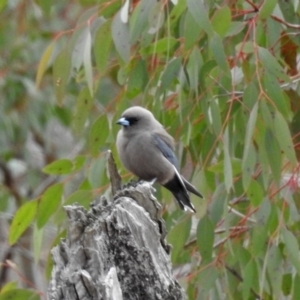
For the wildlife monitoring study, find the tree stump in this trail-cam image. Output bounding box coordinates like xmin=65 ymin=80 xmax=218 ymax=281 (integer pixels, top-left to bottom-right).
xmin=48 ymin=152 xmax=187 ymax=300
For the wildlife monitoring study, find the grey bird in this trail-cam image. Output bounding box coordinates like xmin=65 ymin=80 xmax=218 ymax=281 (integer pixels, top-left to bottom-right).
xmin=116 ymin=106 xmax=203 ymax=213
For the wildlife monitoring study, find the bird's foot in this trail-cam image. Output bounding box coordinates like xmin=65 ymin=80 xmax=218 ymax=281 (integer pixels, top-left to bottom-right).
xmin=137 ymin=178 xmax=156 ymax=186
xmin=122 ymin=178 xmax=156 ymax=189
xmin=122 ymin=180 xmax=137 ymax=189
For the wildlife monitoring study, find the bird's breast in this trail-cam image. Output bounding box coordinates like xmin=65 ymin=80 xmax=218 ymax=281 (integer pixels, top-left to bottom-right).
xmin=119 ymin=134 xmax=173 ymax=183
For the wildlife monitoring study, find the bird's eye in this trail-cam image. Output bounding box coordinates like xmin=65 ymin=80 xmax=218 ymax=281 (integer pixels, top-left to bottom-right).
xmin=127 ymin=117 xmax=139 ymax=125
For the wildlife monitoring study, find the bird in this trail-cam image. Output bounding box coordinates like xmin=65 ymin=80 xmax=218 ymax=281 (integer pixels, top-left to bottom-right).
xmin=116 ymin=106 xmax=203 ymax=213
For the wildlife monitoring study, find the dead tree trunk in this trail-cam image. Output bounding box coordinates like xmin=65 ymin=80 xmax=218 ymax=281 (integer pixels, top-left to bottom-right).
xmin=48 ymin=152 xmax=187 ymax=300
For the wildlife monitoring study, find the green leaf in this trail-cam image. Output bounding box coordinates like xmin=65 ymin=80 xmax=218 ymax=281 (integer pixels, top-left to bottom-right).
xmin=260 ymin=100 xmax=275 ymax=129
xmin=141 ymin=37 xmax=178 ymax=55
xmin=73 ymin=87 xmax=93 ymax=133
xmin=101 ymin=1 xmax=120 ymax=18
xmin=197 ymin=265 xmax=219 ymax=296
xmin=53 ymin=46 xmax=71 ymax=106
xmin=211 ymin=6 xmax=231 ymax=37
xmin=293 ymin=274 xmax=300 ymax=299
xmin=130 ymin=0 xmax=157 ymax=43
xmin=73 ymin=155 xmax=86 ymax=172
xmin=256 ymin=123 xmax=270 ymax=189
xmin=258 ymin=47 xmax=290 ymax=81
xmin=0 ymin=289 xmax=38 ymax=300
xmin=246 ymin=178 xmax=263 ymax=207
xmin=208 ymin=158 xmax=241 ymax=175
xmin=209 ymin=98 xmax=222 ymax=135
xmin=167 ymin=217 xmax=191 ymax=261
xmin=71 ymin=25 xmax=88 ymax=71
xmin=197 ymin=215 xmax=214 ymax=262
xmin=94 ymin=20 xmax=112 ymax=75
xmin=266 ymin=17 xmax=281 ymax=47
xmin=235 ymin=41 xmax=254 ymax=54
xmin=266 ymin=204 xmax=278 ymax=234
xmin=267 ymin=244 xmax=283 ymax=298
xmin=37 ymin=183 xmax=63 ymax=228
xmin=251 ymin=225 xmax=268 ymax=256
xmin=184 ymin=11 xmax=202 ymax=50
xmin=259 ymin=0 xmax=277 ymax=19
xmin=209 ymin=34 xmax=230 ymax=73
xmin=273 ymin=111 xmax=297 ymax=165
xmin=243 ymin=102 xmax=258 ymax=158
xmin=167 ymin=0 xmax=186 ymax=25
xmin=263 ymin=73 xmax=290 ymax=118
xmin=242 ymin=146 xmax=256 ymax=190
xmin=187 ymin=0 xmax=213 ymax=36
xmin=242 ymin=260 xmax=258 ymax=299
xmin=0 ymin=282 xmax=18 ymax=294
xmin=282 ymin=227 xmax=300 ymax=275
xmin=278 ymin=0 xmax=294 ymax=20
xmin=9 ymin=200 xmax=38 ymax=245
xmin=111 ymin=10 xmax=130 ymax=62
xmin=88 ymin=114 xmax=109 ymax=156
xmin=147 ymin=2 xmax=164 ymax=34
xmin=126 ymin=59 xmax=148 ymax=99
xmin=33 ymin=224 xmax=43 ymax=264
xmin=43 ymin=157 xmax=85 ymax=175
xmin=89 ymin=156 xmax=108 ymax=188
xmin=225 ymin=21 xmax=246 ymax=37
xmin=36 ymin=42 xmax=54 ymax=88
xmin=199 ymin=60 xmax=217 ymax=90
xmin=255 ymin=197 xmax=271 ymax=225
xmin=265 ymin=128 xmax=281 ymax=184
xmin=42 ymin=159 xmax=73 ymax=175
xmin=78 ymin=178 xmax=92 ymax=190
xmin=83 ymin=27 xmax=93 ymax=96
xmin=117 ymin=66 xmax=127 ymax=85
xmin=208 ymin=184 xmax=226 ymax=225
xmin=282 ymin=273 xmax=293 ymax=296
xmin=186 ymin=48 xmax=203 ymax=92
xmin=160 ymin=58 xmax=181 ymax=91
xmin=223 ymin=128 xmax=233 ymax=192
xmin=75 ymin=6 xmax=96 ymax=24
xmin=237 ymin=245 xmax=251 ymax=266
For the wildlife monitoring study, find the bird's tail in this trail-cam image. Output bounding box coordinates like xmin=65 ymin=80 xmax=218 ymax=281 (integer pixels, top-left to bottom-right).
xmin=163 ymin=167 xmax=196 ymax=213
xmin=182 ymin=177 xmax=203 ymax=198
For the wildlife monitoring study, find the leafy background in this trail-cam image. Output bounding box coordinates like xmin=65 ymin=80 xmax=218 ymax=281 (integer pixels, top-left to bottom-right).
xmin=1 ymin=0 xmax=300 ymax=299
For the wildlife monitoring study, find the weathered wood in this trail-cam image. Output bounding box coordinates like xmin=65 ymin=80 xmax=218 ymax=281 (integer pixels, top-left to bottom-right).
xmin=48 ymin=153 xmax=186 ymax=300
xmin=107 ymin=150 xmax=122 ymax=196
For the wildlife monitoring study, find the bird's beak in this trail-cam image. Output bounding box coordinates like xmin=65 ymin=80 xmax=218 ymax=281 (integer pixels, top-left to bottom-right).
xmin=116 ymin=117 xmax=130 ymax=127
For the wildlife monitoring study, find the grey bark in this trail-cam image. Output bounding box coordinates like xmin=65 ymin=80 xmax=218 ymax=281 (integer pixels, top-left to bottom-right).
xmin=48 ymin=152 xmax=186 ymax=300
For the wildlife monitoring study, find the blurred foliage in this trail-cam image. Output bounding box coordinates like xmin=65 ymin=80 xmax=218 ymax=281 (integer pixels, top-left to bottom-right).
xmin=1 ymin=0 xmax=300 ymax=299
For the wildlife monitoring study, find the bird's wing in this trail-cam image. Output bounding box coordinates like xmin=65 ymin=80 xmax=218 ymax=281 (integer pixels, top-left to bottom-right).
xmin=153 ymin=132 xmax=203 ymax=200
xmin=152 ymin=133 xmax=179 ymax=169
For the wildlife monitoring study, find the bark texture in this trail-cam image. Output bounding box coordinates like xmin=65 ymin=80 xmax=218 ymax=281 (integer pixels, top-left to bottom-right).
xmin=48 ymin=152 xmax=186 ymax=300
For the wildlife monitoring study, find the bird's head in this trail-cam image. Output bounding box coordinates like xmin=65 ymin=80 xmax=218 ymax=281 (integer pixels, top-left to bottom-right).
xmin=116 ymin=106 xmax=162 ymax=133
